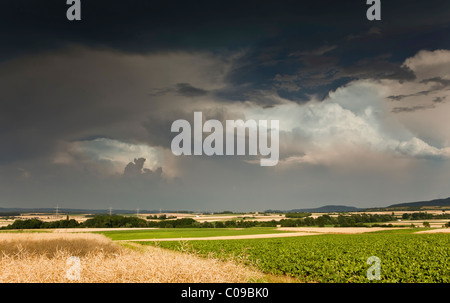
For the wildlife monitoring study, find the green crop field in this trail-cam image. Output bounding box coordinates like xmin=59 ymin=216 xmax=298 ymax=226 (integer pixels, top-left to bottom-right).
xmin=141 ymin=232 xmax=450 ymax=283
xmin=97 ymin=227 xmax=292 ymax=241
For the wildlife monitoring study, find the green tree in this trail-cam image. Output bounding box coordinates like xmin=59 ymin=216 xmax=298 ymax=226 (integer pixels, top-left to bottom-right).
xmin=316 ymin=216 xmax=326 ymax=227
xmin=214 ymin=221 xmax=225 ymax=228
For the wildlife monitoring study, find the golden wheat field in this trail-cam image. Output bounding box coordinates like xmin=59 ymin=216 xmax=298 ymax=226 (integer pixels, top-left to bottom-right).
xmin=0 ymin=233 xmax=262 ymax=283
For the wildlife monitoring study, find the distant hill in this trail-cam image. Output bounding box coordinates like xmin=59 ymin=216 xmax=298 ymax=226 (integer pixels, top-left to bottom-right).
xmin=3 ymin=197 xmax=449 ymax=215
xmin=0 ymin=208 xmax=190 ymax=215
xmin=288 ymin=205 xmax=362 ymax=213
xmin=387 ymin=197 xmax=450 ymax=208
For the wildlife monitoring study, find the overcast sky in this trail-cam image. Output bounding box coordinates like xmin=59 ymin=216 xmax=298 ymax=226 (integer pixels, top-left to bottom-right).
xmin=1 ymin=0 xmax=450 ymax=211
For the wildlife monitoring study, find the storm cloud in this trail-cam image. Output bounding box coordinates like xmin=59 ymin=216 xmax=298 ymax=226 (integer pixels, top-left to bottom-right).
xmin=1 ymin=0 xmax=450 ymax=211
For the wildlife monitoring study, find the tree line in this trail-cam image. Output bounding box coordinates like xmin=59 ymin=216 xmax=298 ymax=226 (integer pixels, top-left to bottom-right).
xmin=259 ymin=213 xmax=397 ymax=228
xmin=2 ymin=217 xmax=81 ymax=229
xmin=0 ymin=213 xmax=398 ymax=230
xmin=401 ymin=212 xmax=450 ymax=220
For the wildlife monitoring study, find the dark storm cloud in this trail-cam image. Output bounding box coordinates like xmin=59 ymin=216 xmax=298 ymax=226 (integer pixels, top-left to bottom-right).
xmin=387 ymin=91 xmax=432 ymax=101
xmin=2 ymin=1 xmax=449 ymax=65
xmin=2 ymin=0 xmax=449 ymax=103
xmin=390 ymin=95 xmax=447 ymax=113
xmin=142 ymin=111 xmax=189 ymax=149
xmin=345 ymin=26 xmax=382 ymax=41
xmin=289 ymin=45 xmax=338 ymax=57
xmin=0 ymin=51 xmax=134 ymax=163
xmin=334 ymin=55 xmax=416 ymax=81
xmin=150 ymin=83 xmax=209 ymax=98
xmin=142 ymin=107 xmax=242 ymax=149
xmin=2 ymin=0 xmax=450 ymax=210
xmin=433 ymin=96 xmax=447 ymax=103
xmin=175 ymin=83 xmax=209 ymax=97
xmin=391 ymin=104 xmax=436 ymax=113
xmin=388 ymin=77 xmax=450 ymax=102
xmin=0 ymin=0 xmax=369 ymax=61
xmin=124 ymin=158 xmax=147 ymax=177
xmin=272 ymin=52 xmax=415 ymax=101
xmin=0 ymin=42 xmax=232 ymax=170
xmin=124 ymin=157 xmax=163 ymax=180
xmin=420 ymin=77 xmax=450 ymax=88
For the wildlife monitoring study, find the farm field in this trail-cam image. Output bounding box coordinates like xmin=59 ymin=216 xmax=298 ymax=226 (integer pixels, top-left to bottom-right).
xmin=0 ymin=225 xmax=448 ymax=283
xmin=0 ymin=233 xmax=262 ymax=283
xmin=141 ymin=230 xmax=450 ymax=283
xmin=97 ymin=227 xmax=294 ymax=241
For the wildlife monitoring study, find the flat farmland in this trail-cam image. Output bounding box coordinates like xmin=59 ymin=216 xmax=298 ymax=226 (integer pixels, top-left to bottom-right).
xmin=97 ymin=227 xmax=294 ymax=241
xmin=0 ymin=232 xmax=263 ymax=283
xmin=141 ymin=230 xmax=450 ymax=283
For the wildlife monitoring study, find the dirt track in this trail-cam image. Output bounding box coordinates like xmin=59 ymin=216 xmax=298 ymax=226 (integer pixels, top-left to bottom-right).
xmin=415 ymin=228 xmax=450 ymax=234
xmin=120 ymin=227 xmax=407 ymax=242
xmin=52 ymin=227 xmax=159 ymax=232
xmin=120 ymin=232 xmax=319 ymax=242
xmin=51 ymin=226 xmax=448 ymax=242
